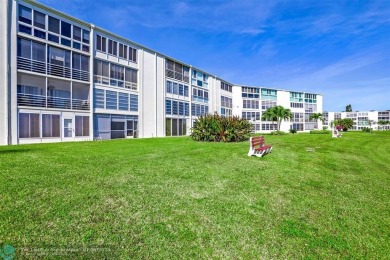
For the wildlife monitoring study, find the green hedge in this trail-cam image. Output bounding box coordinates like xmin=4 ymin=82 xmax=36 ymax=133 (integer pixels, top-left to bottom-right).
xmin=310 ymin=130 xmax=331 ymax=134
xmin=190 ymin=114 xmax=251 ymax=142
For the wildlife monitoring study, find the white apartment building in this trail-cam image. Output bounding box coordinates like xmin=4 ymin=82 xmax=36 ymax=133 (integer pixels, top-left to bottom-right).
xmin=0 ymin=0 xmax=323 ymax=145
xmin=324 ymin=110 xmax=390 ymax=130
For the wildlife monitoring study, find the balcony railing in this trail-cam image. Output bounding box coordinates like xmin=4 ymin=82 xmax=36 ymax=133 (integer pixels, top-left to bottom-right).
xmin=17 ymin=57 xmax=89 ymax=82
xmin=17 ymin=93 xmax=90 ymax=111
xmin=48 ymin=63 xmax=71 ymax=79
xmin=17 ymin=57 xmax=46 ymax=74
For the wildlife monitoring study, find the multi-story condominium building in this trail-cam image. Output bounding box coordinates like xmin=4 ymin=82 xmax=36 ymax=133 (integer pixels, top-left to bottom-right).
xmin=233 ymin=86 xmax=323 ymax=132
xmin=0 ymin=0 xmax=323 ymax=145
xmin=324 ymin=110 xmax=390 ymax=130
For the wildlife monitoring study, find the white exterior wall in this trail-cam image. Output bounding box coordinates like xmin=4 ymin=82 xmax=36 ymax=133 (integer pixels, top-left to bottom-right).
xmin=155 ymin=54 xmax=165 ymax=137
xmin=140 ymin=50 xmax=157 ymax=138
xmin=232 ymin=85 xmax=242 ymax=117
xmin=0 ymin=0 xmax=9 ymax=145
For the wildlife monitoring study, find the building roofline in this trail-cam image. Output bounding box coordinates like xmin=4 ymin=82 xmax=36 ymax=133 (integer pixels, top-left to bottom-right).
xmin=24 ymin=0 xmax=321 ymax=94
xmin=235 ymin=84 xmax=323 ymax=96
xmin=23 ymin=0 xmax=218 ymax=79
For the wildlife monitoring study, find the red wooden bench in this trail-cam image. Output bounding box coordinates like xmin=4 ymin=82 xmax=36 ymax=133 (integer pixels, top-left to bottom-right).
xmin=248 ymin=136 xmax=273 ymax=157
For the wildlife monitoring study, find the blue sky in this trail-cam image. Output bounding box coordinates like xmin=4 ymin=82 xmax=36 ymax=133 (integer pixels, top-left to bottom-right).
xmin=39 ymin=0 xmax=390 ymax=111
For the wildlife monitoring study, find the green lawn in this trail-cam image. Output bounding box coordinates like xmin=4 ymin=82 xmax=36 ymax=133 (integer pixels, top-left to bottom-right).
xmin=1 ymin=132 xmax=389 ymax=258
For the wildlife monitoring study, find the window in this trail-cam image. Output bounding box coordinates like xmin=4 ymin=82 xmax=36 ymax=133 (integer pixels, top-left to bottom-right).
xmin=261 ymin=123 xmax=277 ymax=131
xmin=17 ymin=38 xmax=45 ymax=62
xmin=290 ymin=102 xmax=304 ymax=108
xmin=304 ymin=93 xmax=317 ymax=103
xmin=75 ymin=116 xmax=89 ymax=136
xmin=165 ymin=99 xmax=190 ymax=116
xmin=179 ymin=84 xmax=184 ymax=96
xmin=19 ymin=113 xmax=40 ymax=138
xmin=221 ymin=96 xmax=232 ymax=108
xmin=61 ymin=21 xmax=71 ymax=38
xmin=73 ymin=26 xmax=81 ymax=41
xmin=94 ymin=60 xmax=137 ymax=89
xmin=119 ymin=43 xmax=126 ymax=59
xmin=61 ymin=38 xmax=71 ymax=47
xmin=94 ymin=89 xmax=105 ymax=108
xmin=17 ymin=38 xmax=31 ymax=59
xmin=242 ymin=87 xmax=260 ymax=98
xmin=166 ymin=81 xmax=172 ymax=93
xmin=192 ymin=87 xmax=209 ymax=103
xmin=42 ymin=114 xmax=60 ymax=138
xmin=179 ymin=102 xmax=184 ymax=115
xmin=165 ymin=59 xmax=189 ymax=83
xmin=128 ymin=47 xmax=137 ymax=63
xmin=48 ymin=34 xmax=59 ymax=43
xmin=165 ymin=99 xmax=172 ymax=115
xmin=191 ymin=103 xmax=209 ymax=116
xmin=291 ymin=123 xmax=304 ymax=131
xmin=108 ymin=39 xmax=117 ymax=55
xmin=48 ymin=46 xmax=71 ymax=67
xmin=82 ymin=30 xmax=89 ymax=44
xmin=191 ymin=70 xmax=208 ymax=88
xmin=48 ymin=16 xmax=60 ymax=34
xmin=31 ymin=41 xmax=45 ymax=62
xmin=33 ymin=10 xmax=45 ymax=29
xmin=290 ymin=92 xmax=304 ymax=102
xmin=261 ymin=88 xmax=277 ymax=100
xmin=73 ymin=42 xmax=81 ymax=50
xmin=97 ymin=35 xmax=106 ymax=52
xmin=73 ymin=53 xmax=89 ymax=72
xmin=172 ymin=101 xmax=178 ymax=115
xmin=19 ymin=24 xmax=32 ymax=35
xmin=34 ymin=29 xmax=46 ymax=39
xmin=110 ymin=64 xmax=124 ymax=87
xmin=118 ymin=93 xmax=129 ymax=111
xmin=221 ymin=82 xmax=232 ymax=92
xmin=125 ymin=68 xmax=137 ymax=83
xmin=106 ymin=90 xmax=117 ymax=110
xmin=166 ymin=118 xmax=187 ymax=136
xmin=243 ymin=99 xmax=259 ymax=109
xmin=130 ymin=94 xmax=138 ymax=112
xmin=19 ymin=5 xmax=32 ymax=24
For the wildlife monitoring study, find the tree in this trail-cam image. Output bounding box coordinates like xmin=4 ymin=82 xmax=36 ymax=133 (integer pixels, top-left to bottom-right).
xmin=346 ymin=104 xmax=352 ymax=112
xmin=334 ymin=118 xmax=354 ymax=131
xmin=309 ymin=113 xmax=324 ymax=129
xmin=262 ymin=105 xmax=292 ymax=131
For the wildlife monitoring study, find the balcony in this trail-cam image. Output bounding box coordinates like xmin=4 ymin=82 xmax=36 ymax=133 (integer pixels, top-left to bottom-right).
xmin=17 ymin=57 xmax=90 ymax=82
xmin=17 ymin=93 xmax=90 ymax=111
xmin=17 ymin=57 xmax=46 ymax=74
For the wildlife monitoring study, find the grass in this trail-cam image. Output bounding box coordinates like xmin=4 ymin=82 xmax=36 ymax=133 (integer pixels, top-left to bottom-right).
xmin=0 ymin=131 xmax=389 ymax=258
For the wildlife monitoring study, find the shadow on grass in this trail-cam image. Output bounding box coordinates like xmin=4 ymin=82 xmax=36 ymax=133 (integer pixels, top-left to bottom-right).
xmin=0 ymin=148 xmax=38 ymax=154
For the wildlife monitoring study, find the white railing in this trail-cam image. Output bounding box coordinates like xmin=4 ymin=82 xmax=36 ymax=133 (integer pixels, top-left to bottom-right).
xmin=17 ymin=57 xmax=46 ymax=74
xmin=17 ymin=93 xmax=90 ymax=111
xmin=72 ymin=69 xmax=90 ymax=82
xmin=48 ymin=63 xmax=71 ymax=79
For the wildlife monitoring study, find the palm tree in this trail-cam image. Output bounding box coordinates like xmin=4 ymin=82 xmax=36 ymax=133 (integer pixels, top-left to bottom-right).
xmin=262 ymin=106 xmax=292 ymax=131
xmin=309 ymin=113 xmax=324 ymax=129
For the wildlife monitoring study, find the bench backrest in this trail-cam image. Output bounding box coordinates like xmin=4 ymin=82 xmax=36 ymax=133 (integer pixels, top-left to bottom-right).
xmin=251 ymin=136 xmax=265 ymax=147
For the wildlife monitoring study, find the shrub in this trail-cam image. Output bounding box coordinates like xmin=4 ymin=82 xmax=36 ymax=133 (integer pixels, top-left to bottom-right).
xmin=190 ymin=114 xmax=251 ymax=142
xmin=310 ymin=130 xmax=331 ymax=134
xmin=289 ymin=129 xmax=297 ymax=134
xmin=270 ymin=130 xmax=285 ymax=135
xmin=361 ymin=127 xmax=373 ymax=133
